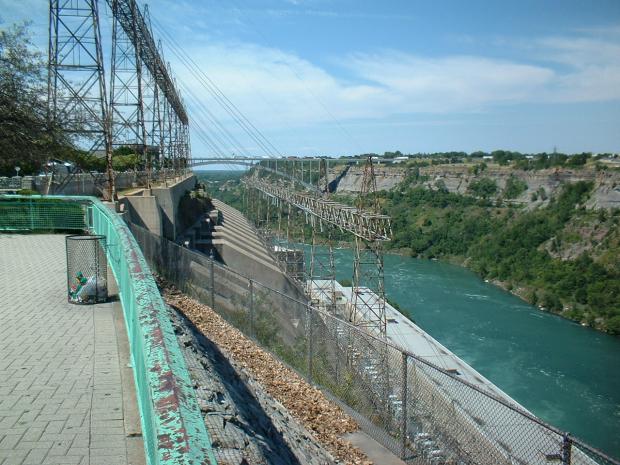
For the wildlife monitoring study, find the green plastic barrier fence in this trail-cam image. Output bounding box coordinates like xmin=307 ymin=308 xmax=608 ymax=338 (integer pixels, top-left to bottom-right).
xmin=0 ymin=195 xmax=217 ymax=465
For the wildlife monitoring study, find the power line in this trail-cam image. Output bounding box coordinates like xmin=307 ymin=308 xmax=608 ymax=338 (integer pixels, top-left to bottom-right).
xmin=177 ymin=79 xmax=253 ymax=158
xmin=151 ymin=17 xmax=284 ymax=159
xmin=220 ymin=0 xmax=364 ymax=156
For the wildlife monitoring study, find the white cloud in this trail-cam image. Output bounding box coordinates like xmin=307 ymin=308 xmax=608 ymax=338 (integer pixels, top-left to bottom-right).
xmin=175 ymin=42 xmax=389 ymax=128
xmin=344 ymin=52 xmax=555 ymax=111
xmin=174 ymin=27 xmax=620 ymax=135
xmin=536 ymin=37 xmax=620 ymax=67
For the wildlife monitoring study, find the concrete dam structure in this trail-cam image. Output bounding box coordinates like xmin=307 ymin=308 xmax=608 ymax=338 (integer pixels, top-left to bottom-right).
xmin=178 ymin=198 xmax=307 ymax=301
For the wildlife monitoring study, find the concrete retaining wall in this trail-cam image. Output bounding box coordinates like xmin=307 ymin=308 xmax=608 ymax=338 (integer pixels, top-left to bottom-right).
xmin=122 ymin=193 xmax=163 ymax=237
xmin=212 ymin=199 xmax=304 ymax=298
xmin=119 ymin=175 xmax=197 ymax=241
xmin=151 ymin=175 xmax=197 ymax=240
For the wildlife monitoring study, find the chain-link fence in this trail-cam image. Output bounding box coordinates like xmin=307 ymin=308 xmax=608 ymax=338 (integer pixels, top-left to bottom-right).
xmin=129 ymin=223 xmax=619 ymax=465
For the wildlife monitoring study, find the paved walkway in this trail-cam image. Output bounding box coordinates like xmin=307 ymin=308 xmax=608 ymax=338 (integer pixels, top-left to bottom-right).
xmin=0 ymin=235 xmax=144 ymax=465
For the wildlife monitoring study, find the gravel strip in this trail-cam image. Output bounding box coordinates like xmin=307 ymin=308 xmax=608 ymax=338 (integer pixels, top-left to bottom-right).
xmin=161 ymin=284 xmax=372 ymax=465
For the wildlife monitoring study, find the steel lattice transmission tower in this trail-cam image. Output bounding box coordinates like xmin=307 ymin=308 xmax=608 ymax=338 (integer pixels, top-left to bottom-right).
xmin=109 ymin=0 xmax=147 ymax=158
xmin=106 ymin=0 xmax=190 ymax=172
xmin=48 ymin=0 xmax=115 ymax=199
xmin=308 ymin=159 xmax=336 ymax=314
xmin=245 ymin=157 xmax=391 ymax=337
xmin=351 ymin=156 xmax=387 ymax=336
xmin=48 ymin=0 xmax=191 ymax=197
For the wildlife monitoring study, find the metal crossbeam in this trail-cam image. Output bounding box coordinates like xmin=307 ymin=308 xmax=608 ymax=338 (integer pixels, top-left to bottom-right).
xmin=244 ymin=177 xmax=391 ymax=242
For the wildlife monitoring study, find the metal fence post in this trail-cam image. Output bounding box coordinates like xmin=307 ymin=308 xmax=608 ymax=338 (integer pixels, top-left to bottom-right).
xmin=562 ymin=434 xmax=572 ymax=465
xmin=29 ymin=198 xmax=34 ymax=231
xmin=306 ymin=305 xmax=313 ymax=383
xmin=401 ymin=351 xmax=408 ymax=459
xmin=210 ymin=258 xmax=215 ymax=310
xmin=249 ymin=279 xmax=254 ymax=338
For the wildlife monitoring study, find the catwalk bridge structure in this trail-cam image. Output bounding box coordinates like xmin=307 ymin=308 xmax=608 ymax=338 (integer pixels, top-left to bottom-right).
xmin=210 ymin=155 xmax=394 ymax=338
xmin=192 ymin=154 xmax=394 ymax=336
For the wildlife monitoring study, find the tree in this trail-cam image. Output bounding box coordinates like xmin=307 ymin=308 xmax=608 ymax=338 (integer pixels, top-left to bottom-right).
xmin=0 ymin=22 xmax=71 ymax=176
xmin=567 ymin=152 xmax=591 ymax=167
xmin=468 ymin=177 xmax=498 ymax=199
xmin=503 ymin=175 xmax=528 ymax=199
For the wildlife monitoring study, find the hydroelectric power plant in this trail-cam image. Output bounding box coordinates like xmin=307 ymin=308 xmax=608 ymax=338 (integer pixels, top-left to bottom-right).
xmin=1 ymin=0 xmax=619 ymax=464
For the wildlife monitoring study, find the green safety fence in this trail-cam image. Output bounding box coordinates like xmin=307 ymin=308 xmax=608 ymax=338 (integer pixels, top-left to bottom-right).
xmin=0 ymin=195 xmax=217 ymax=465
xmin=0 ymin=197 xmax=86 ymax=231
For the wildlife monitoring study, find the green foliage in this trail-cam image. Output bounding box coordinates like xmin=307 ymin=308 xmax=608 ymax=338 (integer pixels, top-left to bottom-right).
xmin=114 ymin=146 xmax=137 ymax=157
xmin=0 ymin=23 xmax=73 ymax=176
xmin=503 ymin=175 xmax=528 ymax=199
xmin=468 ymin=162 xmax=487 ymax=175
xmin=178 ymin=187 xmax=213 ymax=232
xmin=567 ymin=153 xmax=591 ymax=167
xmin=492 ymin=150 xmax=525 ymax=165
xmin=468 ymin=177 xmax=498 ymax=199
xmin=16 ymin=188 xmax=37 ymax=195
xmin=112 ymin=153 xmax=140 ymax=171
xmin=607 ymin=316 xmax=620 ymax=335
xmin=64 ymin=150 xmax=106 ymax=172
xmin=383 ymin=186 xmax=495 ymax=258
xmin=513 ymin=152 xmax=571 ymax=171
xmin=383 ymin=150 xmax=402 ymax=159
xmin=382 ymin=179 xmax=620 ymax=334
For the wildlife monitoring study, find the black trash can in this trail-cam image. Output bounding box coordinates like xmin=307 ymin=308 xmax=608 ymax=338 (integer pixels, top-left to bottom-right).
xmin=66 ymin=235 xmax=108 ymax=304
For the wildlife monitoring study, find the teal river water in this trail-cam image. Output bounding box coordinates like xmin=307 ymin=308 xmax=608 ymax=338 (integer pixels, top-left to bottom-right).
xmin=317 ymin=246 xmax=620 ymax=458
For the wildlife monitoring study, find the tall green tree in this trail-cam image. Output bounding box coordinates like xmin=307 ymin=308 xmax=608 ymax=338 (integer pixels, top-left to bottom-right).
xmin=0 ymin=22 xmax=70 ymax=176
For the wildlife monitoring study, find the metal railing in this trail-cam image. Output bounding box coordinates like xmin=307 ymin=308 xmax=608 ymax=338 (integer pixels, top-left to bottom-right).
xmin=0 ymin=168 xmax=191 ymax=194
xmin=128 ymin=222 xmax=620 ymax=465
xmin=0 ymin=196 xmax=217 ymax=465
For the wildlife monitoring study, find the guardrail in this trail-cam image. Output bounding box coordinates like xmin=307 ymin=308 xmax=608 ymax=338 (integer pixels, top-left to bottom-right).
xmin=128 ymin=222 xmax=620 ymax=465
xmin=0 ymin=168 xmax=191 ymax=194
xmin=0 ymin=195 xmax=217 ymax=465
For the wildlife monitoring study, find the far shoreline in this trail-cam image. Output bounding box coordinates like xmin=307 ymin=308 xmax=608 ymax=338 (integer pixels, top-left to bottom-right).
xmin=327 ymin=241 xmax=616 ymax=337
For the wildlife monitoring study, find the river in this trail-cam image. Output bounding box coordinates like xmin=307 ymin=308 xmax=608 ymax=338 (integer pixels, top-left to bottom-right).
xmin=319 ymin=246 xmax=620 ymax=458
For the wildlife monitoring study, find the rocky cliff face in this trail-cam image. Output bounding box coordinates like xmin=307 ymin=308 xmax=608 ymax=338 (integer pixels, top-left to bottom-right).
xmin=330 ymin=163 xmax=620 ymax=209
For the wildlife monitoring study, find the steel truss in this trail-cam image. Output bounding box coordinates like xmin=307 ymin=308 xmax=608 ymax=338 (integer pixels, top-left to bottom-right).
xmin=351 ymin=158 xmax=387 ymax=336
xmin=48 ymin=0 xmax=190 ymax=196
xmin=108 ymin=0 xmax=190 ymax=171
xmin=245 ymin=156 xmax=391 ymax=337
xmin=106 ymin=0 xmax=187 ymax=124
xmin=251 ymin=191 xmax=306 ymax=284
xmin=243 ymin=177 xmax=391 ymax=242
xmin=110 ymin=1 xmax=146 ymax=152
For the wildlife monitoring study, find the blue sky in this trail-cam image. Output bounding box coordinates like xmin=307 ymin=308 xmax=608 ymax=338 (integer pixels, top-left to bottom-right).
xmin=2 ymin=0 xmax=620 ymax=156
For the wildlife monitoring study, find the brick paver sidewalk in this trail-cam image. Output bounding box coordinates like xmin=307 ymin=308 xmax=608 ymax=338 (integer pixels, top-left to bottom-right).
xmin=0 ymin=235 xmax=144 ymax=465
